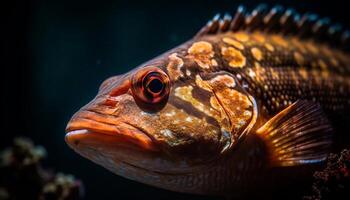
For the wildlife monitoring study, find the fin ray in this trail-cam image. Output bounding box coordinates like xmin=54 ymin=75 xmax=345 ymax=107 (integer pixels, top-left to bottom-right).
xmin=256 ymin=100 xmax=333 ymax=167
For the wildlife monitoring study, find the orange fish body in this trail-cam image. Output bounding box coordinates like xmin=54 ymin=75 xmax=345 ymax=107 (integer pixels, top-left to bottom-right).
xmin=65 ymin=5 xmax=350 ymax=197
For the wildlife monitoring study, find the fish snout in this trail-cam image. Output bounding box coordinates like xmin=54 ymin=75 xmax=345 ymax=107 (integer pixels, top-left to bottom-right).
xmin=65 ymin=110 xmax=159 ymax=152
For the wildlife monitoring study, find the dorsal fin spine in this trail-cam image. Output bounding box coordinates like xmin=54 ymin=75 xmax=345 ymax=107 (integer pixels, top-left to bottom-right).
xmin=195 ymin=4 xmax=349 ymax=51
xmin=229 ymin=5 xmax=246 ymax=31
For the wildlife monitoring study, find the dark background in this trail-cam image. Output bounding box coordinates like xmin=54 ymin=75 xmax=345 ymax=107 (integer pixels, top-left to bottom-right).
xmin=1 ymin=0 xmax=349 ymax=199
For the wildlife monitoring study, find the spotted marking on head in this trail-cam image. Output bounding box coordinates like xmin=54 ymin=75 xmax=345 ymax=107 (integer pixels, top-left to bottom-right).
xmin=251 ymin=47 xmax=263 ymax=61
xmin=211 ymin=59 xmax=218 ymax=66
xmin=195 ymin=75 xmax=212 ymax=92
xmin=164 ymin=110 xmax=176 ymax=117
xmin=187 ymin=41 xmax=214 ymax=69
xmin=222 ymin=37 xmax=244 ymax=50
xmin=160 ymin=129 xmax=174 ymax=138
xmin=221 ymin=47 xmax=246 ymax=68
xmin=271 ymin=35 xmax=288 ymax=48
xmin=264 ymin=43 xmax=275 ymax=52
xmin=209 ymin=75 xmax=236 ymax=88
xmin=233 ymin=32 xmax=249 ymax=42
xmin=243 ymin=110 xmax=252 ymax=117
xmin=293 ymin=52 xmax=305 ymax=66
xmin=167 ymin=53 xmax=184 ymax=81
xmin=185 ymin=116 xmax=193 ymax=122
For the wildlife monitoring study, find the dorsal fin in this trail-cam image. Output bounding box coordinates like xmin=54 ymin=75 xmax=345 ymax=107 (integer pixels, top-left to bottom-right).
xmin=195 ymin=4 xmax=349 ymax=51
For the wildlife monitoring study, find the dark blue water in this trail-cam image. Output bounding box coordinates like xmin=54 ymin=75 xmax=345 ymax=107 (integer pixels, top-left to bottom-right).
xmin=2 ymin=0 xmax=349 ymax=199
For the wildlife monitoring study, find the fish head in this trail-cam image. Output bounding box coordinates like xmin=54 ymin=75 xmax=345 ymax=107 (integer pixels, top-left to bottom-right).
xmin=65 ymin=45 xmax=257 ymax=190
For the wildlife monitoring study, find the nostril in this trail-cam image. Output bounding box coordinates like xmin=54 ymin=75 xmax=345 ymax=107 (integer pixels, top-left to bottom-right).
xmin=104 ymin=96 xmax=120 ymax=107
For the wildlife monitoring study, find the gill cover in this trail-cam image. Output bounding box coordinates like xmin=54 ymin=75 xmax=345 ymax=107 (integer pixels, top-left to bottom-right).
xmin=193 ymin=71 xmax=258 ymax=153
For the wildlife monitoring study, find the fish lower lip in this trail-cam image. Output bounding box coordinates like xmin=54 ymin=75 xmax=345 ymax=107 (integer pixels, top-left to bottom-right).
xmin=65 ymin=129 xmax=89 ymax=146
xmin=65 ymin=120 xmax=159 ymax=152
xmin=66 ymin=129 xmax=89 ymax=136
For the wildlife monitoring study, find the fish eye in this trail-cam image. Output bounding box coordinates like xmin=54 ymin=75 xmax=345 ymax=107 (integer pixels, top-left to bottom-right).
xmin=145 ymin=72 xmax=165 ymax=94
xmin=131 ymin=67 xmax=170 ymax=112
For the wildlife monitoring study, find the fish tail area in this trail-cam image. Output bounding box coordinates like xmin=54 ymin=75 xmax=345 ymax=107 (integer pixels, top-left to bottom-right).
xmin=256 ymin=100 xmax=333 ymax=167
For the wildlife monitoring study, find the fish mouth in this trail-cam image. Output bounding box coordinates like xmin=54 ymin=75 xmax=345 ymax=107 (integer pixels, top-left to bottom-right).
xmin=65 ymin=111 xmax=159 ymax=152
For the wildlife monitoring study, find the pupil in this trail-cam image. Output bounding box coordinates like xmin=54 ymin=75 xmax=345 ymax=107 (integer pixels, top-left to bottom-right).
xmin=147 ymin=78 xmax=164 ymax=94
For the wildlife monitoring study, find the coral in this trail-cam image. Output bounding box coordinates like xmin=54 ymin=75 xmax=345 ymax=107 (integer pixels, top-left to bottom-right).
xmin=0 ymin=137 xmax=83 ymax=200
xmin=303 ymin=149 xmax=350 ymax=200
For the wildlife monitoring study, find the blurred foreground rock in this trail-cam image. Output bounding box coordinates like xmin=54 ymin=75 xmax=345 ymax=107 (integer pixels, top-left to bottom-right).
xmin=0 ymin=138 xmax=83 ymax=200
xmin=303 ymin=149 xmax=350 ymax=200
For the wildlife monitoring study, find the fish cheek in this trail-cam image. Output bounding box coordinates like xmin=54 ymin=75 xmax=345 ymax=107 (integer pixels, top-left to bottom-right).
xmin=154 ymin=103 xmax=225 ymax=161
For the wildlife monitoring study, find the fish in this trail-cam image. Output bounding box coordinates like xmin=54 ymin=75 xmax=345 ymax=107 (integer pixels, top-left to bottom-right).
xmin=65 ymin=4 xmax=350 ymax=197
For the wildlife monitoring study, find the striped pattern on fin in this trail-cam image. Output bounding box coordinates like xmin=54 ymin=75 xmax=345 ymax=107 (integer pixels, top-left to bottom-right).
xmin=195 ymin=4 xmax=350 ymax=51
xmin=256 ymin=100 xmax=332 ymax=167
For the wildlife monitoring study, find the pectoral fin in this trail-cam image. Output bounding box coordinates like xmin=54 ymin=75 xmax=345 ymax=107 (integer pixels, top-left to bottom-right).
xmin=256 ymin=100 xmax=332 ymax=167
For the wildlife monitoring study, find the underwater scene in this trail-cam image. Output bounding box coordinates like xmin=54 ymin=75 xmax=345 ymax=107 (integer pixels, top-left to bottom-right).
xmin=2 ymin=0 xmax=350 ymax=199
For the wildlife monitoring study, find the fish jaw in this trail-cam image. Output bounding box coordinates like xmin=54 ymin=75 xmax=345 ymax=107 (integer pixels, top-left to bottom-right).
xmin=64 ymin=110 xmax=166 ymax=174
xmin=65 ymin=117 xmax=159 ymax=152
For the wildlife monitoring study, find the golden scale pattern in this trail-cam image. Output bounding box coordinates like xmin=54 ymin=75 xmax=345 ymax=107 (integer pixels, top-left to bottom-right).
xmin=184 ymin=31 xmax=350 ymax=117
